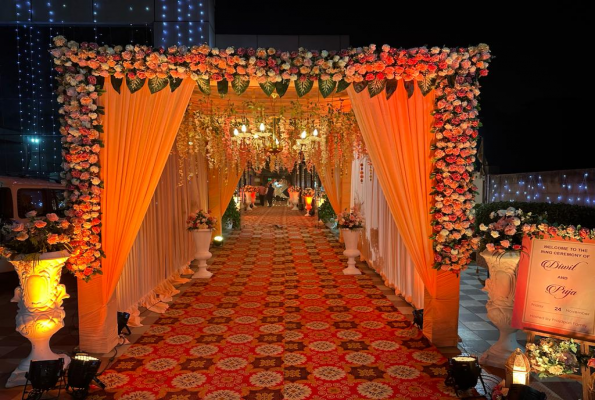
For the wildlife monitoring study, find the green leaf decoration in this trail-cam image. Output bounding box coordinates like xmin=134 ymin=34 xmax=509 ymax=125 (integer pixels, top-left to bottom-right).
xmin=169 ymin=76 xmax=183 ymax=92
xmin=95 ymin=76 xmax=105 ymax=89
xmin=318 ymin=79 xmax=337 ymax=98
xmin=417 ymin=74 xmax=436 ymax=96
xmin=110 ymin=76 xmax=123 ymax=94
xmin=275 ymin=80 xmax=290 ymax=97
xmin=385 ymin=79 xmax=398 ymax=100
xmin=217 ymin=79 xmax=229 ymax=96
xmin=367 ymin=78 xmax=386 ymax=98
xmin=148 ymin=76 xmax=169 ymax=94
xmin=404 ymin=80 xmax=415 ymax=98
xmin=259 ymin=81 xmax=275 ymax=97
xmin=126 ymin=76 xmax=146 ymax=94
xmin=447 ymin=74 xmax=456 ymax=88
xmin=336 ymin=79 xmax=351 ymax=94
xmin=196 ymin=78 xmax=211 ymax=95
xmin=294 ymin=78 xmax=314 ymax=97
xmin=231 ymin=75 xmax=250 ymax=95
xmin=353 ymin=80 xmax=368 ymax=94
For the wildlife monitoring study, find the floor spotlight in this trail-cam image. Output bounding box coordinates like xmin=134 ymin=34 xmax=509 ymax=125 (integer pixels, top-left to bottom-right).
xmin=117 ymin=311 xmax=131 ymax=336
xmin=66 ymin=353 xmax=103 ymax=399
xmin=213 ymin=235 xmax=224 ymax=247
xmin=22 ymin=358 xmax=64 ymax=400
xmin=445 ymin=355 xmax=487 ymax=397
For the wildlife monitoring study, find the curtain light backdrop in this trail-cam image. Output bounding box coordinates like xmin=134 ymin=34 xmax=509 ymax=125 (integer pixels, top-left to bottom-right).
xmin=351 ymin=158 xmax=425 ymax=308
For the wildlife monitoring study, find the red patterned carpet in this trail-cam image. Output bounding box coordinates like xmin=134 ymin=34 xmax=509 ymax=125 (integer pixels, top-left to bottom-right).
xmin=93 ymin=206 xmax=456 ymax=399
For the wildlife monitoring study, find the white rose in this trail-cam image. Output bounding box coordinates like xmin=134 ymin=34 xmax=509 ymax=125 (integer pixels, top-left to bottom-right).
xmin=479 ymin=224 xmax=488 ymax=231
xmin=512 ymin=217 xmax=521 ymax=226
xmin=490 ymin=231 xmax=500 ymax=238
xmin=321 ymin=50 xmax=328 ymax=57
xmin=506 ymin=207 xmax=516 ymax=216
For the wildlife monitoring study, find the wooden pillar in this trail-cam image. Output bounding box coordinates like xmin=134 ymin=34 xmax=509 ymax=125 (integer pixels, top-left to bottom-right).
xmin=423 ymin=272 xmax=461 ymax=347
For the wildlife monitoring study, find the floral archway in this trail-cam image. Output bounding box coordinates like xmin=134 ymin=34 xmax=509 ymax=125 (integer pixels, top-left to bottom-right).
xmin=51 ymin=36 xmax=490 ymax=350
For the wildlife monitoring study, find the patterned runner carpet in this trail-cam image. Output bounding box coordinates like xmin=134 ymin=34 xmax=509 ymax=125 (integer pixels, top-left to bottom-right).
xmin=92 ymin=206 xmax=456 ymax=400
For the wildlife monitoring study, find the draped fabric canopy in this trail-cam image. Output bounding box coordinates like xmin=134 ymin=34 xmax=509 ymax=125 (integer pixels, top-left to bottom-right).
xmin=349 ymin=85 xmax=460 ymax=346
xmin=78 ymin=78 xmax=195 ymax=352
xmin=208 ymin=166 xmax=244 ymax=237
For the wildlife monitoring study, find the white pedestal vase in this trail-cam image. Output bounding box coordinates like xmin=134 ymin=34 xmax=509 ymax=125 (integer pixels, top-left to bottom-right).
xmin=290 ymin=192 xmax=299 ymax=210
xmin=244 ymin=192 xmax=253 ymax=211
xmin=6 ymin=250 xmax=71 ymax=388
xmin=192 ymin=229 xmax=213 ymax=279
xmin=479 ymin=250 xmax=521 ymax=368
xmin=341 ymin=229 xmax=362 ymax=275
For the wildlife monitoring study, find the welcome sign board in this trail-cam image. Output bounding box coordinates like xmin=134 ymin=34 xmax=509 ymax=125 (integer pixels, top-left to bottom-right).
xmin=512 ymin=236 xmax=595 ymax=341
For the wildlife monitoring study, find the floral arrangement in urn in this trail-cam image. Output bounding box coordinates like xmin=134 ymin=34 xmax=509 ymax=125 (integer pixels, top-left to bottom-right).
xmin=526 ymin=338 xmax=579 ymax=377
xmin=243 ymin=185 xmax=258 ymax=193
xmin=337 ymin=208 xmax=364 ymax=230
xmin=478 ymin=207 xmax=539 ymax=253
xmin=288 ymin=186 xmax=301 ymax=193
xmin=302 ymin=188 xmax=315 ymax=197
xmin=186 ymin=210 xmax=217 ymax=230
xmin=0 ymin=212 xmax=72 ymax=260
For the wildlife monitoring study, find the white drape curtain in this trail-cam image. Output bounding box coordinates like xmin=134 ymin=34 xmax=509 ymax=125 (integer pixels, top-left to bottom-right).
xmin=351 ymin=157 xmax=424 ymax=308
xmin=116 ymin=149 xmax=208 ymax=325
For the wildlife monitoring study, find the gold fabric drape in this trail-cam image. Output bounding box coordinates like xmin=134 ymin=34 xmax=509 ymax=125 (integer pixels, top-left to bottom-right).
xmin=78 ymin=78 xmax=195 ymax=352
xmin=348 ymin=84 xmax=460 ymax=346
xmin=208 ymin=166 xmax=244 ymax=236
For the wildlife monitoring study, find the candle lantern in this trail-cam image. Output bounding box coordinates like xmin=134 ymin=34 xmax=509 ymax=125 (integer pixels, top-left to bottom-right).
xmin=505 ymin=348 xmax=531 ymax=388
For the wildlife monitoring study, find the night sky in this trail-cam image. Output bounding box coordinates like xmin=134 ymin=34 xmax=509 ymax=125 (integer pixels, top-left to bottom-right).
xmin=215 ymin=1 xmax=591 ymax=174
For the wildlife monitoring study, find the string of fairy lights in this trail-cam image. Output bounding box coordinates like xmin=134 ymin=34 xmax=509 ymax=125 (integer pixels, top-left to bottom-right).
xmin=487 ymin=170 xmax=594 ymax=207
xmin=9 ymin=0 xmax=209 ymax=177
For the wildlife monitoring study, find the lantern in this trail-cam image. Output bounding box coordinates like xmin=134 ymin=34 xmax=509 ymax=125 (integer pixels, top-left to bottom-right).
xmin=505 ymin=348 xmax=530 ymax=387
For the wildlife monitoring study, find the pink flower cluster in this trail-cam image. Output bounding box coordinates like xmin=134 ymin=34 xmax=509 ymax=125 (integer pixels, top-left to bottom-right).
xmin=0 ymin=211 xmax=72 ymax=259
xmin=478 ymin=207 xmax=535 ymax=253
xmin=287 ymin=186 xmax=301 ymax=193
xmin=337 ymin=208 xmax=364 ymax=230
xmin=430 ymin=72 xmax=490 ymax=273
xmin=186 ymin=210 xmax=217 ymax=230
xmin=529 ymin=223 xmax=595 ymax=242
xmin=242 ymin=185 xmax=258 ymax=193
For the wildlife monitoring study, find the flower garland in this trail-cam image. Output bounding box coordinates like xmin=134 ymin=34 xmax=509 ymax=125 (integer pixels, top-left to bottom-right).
xmin=430 ymin=48 xmax=491 ymax=273
xmin=50 ymin=35 xmax=490 ymax=277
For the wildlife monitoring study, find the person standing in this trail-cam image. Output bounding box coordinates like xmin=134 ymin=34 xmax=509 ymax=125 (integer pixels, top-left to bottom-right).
xmin=266 ymin=182 xmax=275 ymax=207
xmin=258 ymin=184 xmax=267 ymax=206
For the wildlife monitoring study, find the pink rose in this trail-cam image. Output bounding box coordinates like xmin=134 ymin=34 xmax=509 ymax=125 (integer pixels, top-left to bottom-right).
xmin=25 ymin=210 xmax=37 ymax=218
xmin=504 ymin=225 xmax=517 ymax=236
xmin=12 ymin=223 xmax=24 ymax=232
xmin=47 ymin=234 xmax=59 ymax=245
xmin=486 ymin=243 xmax=495 ymax=252
xmin=34 ymin=220 xmax=47 ymax=229
xmin=16 ymin=232 xmax=29 ymax=241
xmin=46 ymin=213 xmax=59 ymax=222
xmin=500 ymin=240 xmax=510 ymax=248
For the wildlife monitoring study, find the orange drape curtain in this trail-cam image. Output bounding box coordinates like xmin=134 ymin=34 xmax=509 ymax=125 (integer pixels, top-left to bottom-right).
xmin=348 ymin=84 xmax=460 ymax=346
xmin=78 ymin=78 xmax=194 ymax=352
xmin=315 ymin=163 xmax=342 ymax=215
xmin=101 ymin=78 xmax=195 ymax=299
xmin=208 ymin=166 xmax=243 ymax=236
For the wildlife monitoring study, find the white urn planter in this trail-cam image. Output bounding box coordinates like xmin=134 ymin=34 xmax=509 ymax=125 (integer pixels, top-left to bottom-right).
xmin=341 ymin=229 xmax=362 ymax=275
xmin=6 ymin=250 xmax=71 ymax=388
xmin=244 ymin=192 xmax=253 ymax=211
xmin=479 ymin=250 xmax=521 ymax=368
xmin=192 ymin=229 xmax=213 ymax=279
xmin=289 ymin=192 xmax=300 ymax=211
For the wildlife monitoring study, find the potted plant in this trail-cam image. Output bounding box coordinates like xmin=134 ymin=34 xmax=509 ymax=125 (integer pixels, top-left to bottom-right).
xmin=318 ymin=194 xmax=336 ymax=229
xmin=476 ymin=206 xmax=539 ymax=367
xmin=187 ymin=210 xmax=217 ymax=279
xmin=222 ymin=198 xmax=241 ymax=230
xmin=0 ymin=211 xmax=72 ymax=387
xmin=337 ymin=208 xmax=364 ymax=275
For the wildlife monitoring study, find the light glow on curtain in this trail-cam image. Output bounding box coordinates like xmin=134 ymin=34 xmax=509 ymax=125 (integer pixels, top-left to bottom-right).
xmin=351 ymin=158 xmax=424 ymax=308
xmin=116 ymin=149 xmax=208 ymax=324
xmin=349 ymin=85 xmax=460 ymax=346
